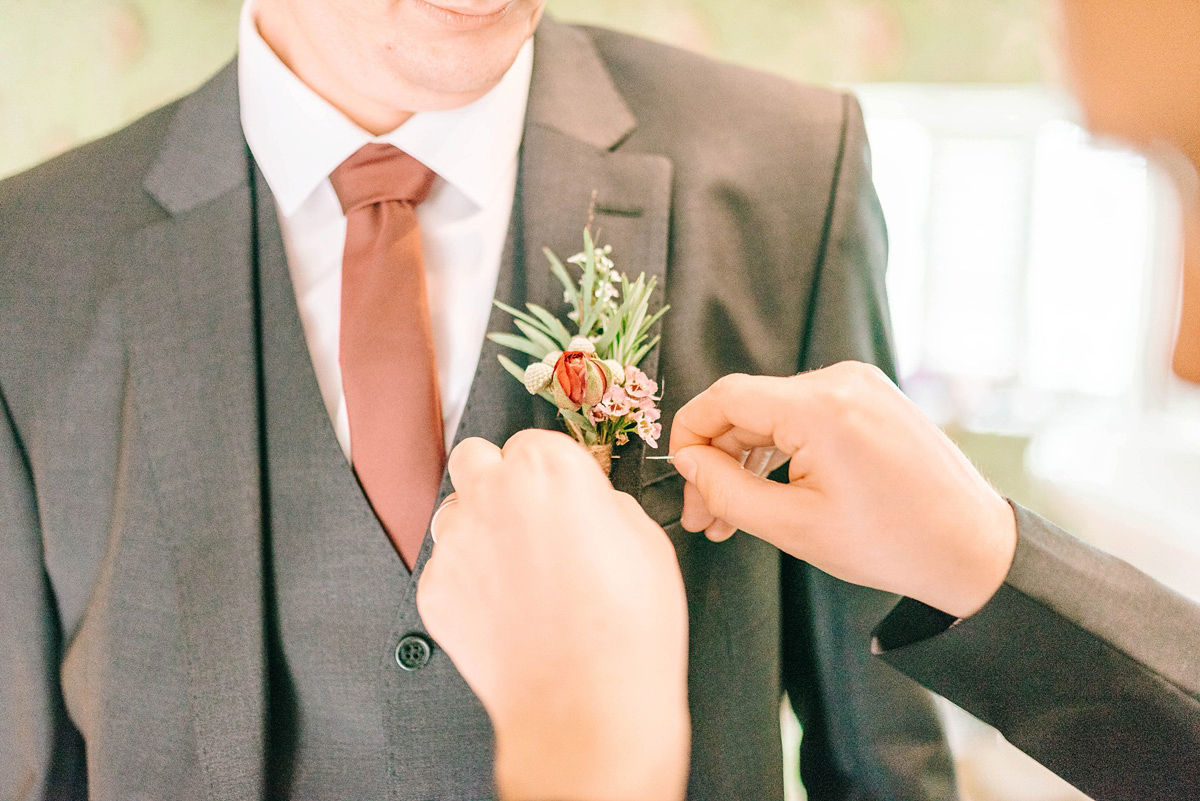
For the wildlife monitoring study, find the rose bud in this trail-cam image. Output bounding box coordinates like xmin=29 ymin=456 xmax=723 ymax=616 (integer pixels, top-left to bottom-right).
xmin=551 ymin=350 xmax=610 ymax=411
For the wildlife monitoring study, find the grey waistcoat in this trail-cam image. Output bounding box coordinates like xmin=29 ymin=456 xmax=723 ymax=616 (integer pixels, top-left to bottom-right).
xmin=254 ymin=172 xmax=497 ymax=801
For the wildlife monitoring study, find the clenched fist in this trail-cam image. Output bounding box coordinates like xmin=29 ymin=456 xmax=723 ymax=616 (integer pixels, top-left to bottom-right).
xmin=417 ymin=430 xmax=689 ymax=801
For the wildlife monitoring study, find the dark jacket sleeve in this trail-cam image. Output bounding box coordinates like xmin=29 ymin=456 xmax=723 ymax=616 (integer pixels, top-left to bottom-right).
xmin=782 ymin=94 xmax=958 ymax=801
xmin=875 ymin=503 xmax=1200 ymax=800
xmin=0 ymin=388 xmax=88 ymax=800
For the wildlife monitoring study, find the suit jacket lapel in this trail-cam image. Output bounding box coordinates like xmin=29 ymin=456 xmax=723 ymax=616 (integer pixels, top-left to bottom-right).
xmin=518 ymin=19 xmax=673 ymax=498
xmin=432 ymin=19 xmax=672 ymax=529
xmin=124 ymin=61 xmax=266 ymax=801
xmin=416 ymin=20 xmax=672 ymax=575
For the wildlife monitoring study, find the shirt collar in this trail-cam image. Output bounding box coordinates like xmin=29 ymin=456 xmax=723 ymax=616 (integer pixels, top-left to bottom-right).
xmin=237 ymin=0 xmax=533 ymax=218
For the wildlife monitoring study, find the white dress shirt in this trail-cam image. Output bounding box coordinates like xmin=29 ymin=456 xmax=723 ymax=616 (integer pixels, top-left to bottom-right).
xmin=237 ymin=0 xmax=532 ymax=459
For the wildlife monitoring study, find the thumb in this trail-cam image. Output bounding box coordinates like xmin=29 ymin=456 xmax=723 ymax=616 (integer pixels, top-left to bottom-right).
xmin=672 ymin=445 xmax=807 ymax=543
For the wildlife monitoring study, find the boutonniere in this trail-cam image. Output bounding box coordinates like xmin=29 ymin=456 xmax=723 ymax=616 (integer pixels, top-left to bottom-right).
xmin=488 ymin=228 xmax=668 ymax=475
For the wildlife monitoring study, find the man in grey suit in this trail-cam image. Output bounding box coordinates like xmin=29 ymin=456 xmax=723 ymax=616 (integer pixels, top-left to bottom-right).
xmin=0 ymin=1 xmax=956 ymax=799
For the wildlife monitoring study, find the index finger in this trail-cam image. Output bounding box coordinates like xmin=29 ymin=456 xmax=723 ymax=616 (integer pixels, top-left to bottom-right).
xmin=669 ymin=373 xmax=804 ymax=455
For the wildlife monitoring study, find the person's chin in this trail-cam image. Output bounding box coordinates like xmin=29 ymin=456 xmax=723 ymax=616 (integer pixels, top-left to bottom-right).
xmin=1173 ymin=310 xmax=1200 ymax=383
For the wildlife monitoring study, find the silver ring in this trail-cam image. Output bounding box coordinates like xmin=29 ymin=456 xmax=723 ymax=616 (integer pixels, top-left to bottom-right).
xmin=743 ymin=446 xmax=779 ymax=477
xmin=429 ymin=494 xmax=459 ymax=543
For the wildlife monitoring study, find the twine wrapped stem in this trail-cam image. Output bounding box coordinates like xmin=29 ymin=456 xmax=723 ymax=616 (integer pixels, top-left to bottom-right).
xmin=588 ymin=442 xmax=614 ymax=477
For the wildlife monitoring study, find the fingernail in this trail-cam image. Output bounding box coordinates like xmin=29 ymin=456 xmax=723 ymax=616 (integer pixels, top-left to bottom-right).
xmin=673 ymin=450 xmax=697 ymax=483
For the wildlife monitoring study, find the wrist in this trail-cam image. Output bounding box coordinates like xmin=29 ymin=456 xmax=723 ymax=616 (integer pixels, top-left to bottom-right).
xmin=493 ymin=690 xmax=688 ymax=801
xmin=939 ymin=496 xmax=1018 ymax=619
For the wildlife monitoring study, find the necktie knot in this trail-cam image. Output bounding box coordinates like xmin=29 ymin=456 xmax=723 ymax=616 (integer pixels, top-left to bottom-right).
xmin=330 ymin=143 xmax=437 ymax=214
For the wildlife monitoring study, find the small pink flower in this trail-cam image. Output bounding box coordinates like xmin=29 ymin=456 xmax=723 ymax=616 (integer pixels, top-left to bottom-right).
xmin=632 ymin=398 xmax=661 ymax=423
xmin=636 ymin=417 xmax=662 ymax=449
xmin=600 ymin=386 xmax=632 ymax=418
xmin=616 ymin=430 xmax=630 ymax=446
xmin=588 ymin=404 xmax=610 ymax=425
xmin=624 ymin=366 xmax=658 ymax=399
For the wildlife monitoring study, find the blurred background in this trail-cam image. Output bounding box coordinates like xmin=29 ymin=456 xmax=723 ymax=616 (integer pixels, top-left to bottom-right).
xmin=5 ymin=1 xmax=1198 ymax=799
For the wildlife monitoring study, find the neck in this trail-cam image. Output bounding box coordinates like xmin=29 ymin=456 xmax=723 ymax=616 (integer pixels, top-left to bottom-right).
xmin=1155 ymin=136 xmax=1200 ymax=382
xmin=1175 ymin=202 xmax=1200 ymax=381
xmin=255 ymin=1 xmax=419 ymax=135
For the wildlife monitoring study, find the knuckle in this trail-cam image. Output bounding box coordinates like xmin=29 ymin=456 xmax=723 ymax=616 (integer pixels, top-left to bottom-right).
xmin=456 ymin=435 xmax=492 ymax=456
xmin=505 ymin=428 xmax=574 ymax=461
xmin=862 ymin=361 xmax=889 ymax=382
xmin=825 ymin=380 xmax=858 ymax=413
xmin=828 ymin=359 xmax=869 ymax=381
xmin=543 ymin=436 xmax=594 ymax=474
xmin=503 ymin=428 xmax=544 ymax=453
xmin=819 ymin=362 xmax=877 ymax=412
xmin=712 ymin=372 xmax=748 ymax=399
xmin=448 ymin=439 xmax=498 ymax=482
xmin=846 ymin=360 xmax=889 ymax=388
xmin=503 ymin=430 xmax=556 ymax=473
xmin=814 ymin=368 xmax=884 ymax=439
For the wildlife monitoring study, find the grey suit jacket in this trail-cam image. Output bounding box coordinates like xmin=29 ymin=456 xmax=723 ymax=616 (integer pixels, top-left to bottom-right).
xmin=0 ymin=18 xmax=954 ymax=801
xmin=876 ymin=504 xmax=1200 ymax=799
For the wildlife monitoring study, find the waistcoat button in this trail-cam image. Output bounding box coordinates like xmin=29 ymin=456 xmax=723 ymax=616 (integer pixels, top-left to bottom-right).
xmin=395 ymin=634 xmax=433 ymax=671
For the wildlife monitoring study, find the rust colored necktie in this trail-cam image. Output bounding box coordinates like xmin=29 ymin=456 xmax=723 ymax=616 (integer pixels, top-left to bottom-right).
xmin=330 ymin=143 xmax=443 ymax=569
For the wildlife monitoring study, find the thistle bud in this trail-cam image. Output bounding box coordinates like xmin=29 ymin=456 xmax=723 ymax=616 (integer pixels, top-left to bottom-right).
xmin=523 ymin=362 xmax=554 ymax=394
xmin=566 ymin=336 xmax=596 ymax=355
